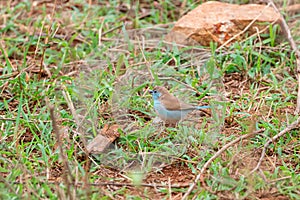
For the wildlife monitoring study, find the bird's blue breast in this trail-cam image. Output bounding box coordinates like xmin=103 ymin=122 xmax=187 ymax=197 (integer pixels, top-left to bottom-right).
xmin=153 ymin=99 xmax=192 ymax=121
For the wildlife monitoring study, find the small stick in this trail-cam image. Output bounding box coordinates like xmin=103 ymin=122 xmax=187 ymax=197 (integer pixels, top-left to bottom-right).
xmin=138 ymin=36 xmax=155 ymax=81
xmin=98 ymin=17 xmax=105 ymax=46
xmin=267 ymin=0 xmax=300 ymax=113
xmin=13 ymin=180 xmax=190 ymax=188
xmin=168 ymin=177 xmax=172 ymax=200
xmin=47 ymin=98 xmax=74 ymax=200
xmin=182 ymin=129 xmax=264 ymax=200
xmin=250 ymin=117 xmax=300 ymax=175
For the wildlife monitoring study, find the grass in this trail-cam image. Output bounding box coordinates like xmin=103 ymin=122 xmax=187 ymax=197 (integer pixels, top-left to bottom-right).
xmin=1 ymin=0 xmax=300 ymax=199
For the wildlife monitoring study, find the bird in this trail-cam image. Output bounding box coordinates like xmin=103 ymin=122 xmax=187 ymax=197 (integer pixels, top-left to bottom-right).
xmin=149 ymin=86 xmax=209 ymax=124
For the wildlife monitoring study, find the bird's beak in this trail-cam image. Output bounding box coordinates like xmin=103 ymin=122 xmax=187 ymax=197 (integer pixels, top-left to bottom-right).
xmin=149 ymin=90 xmax=153 ymax=94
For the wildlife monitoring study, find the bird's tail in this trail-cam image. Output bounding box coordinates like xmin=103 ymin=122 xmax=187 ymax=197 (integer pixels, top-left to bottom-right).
xmin=196 ymin=105 xmax=210 ymax=110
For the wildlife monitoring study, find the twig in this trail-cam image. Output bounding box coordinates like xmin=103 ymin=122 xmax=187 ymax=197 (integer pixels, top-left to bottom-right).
xmin=34 ymin=32 xmax=89 ymax=44
xmin=98 ymin=17 xmax=105 ymax=47
xmin=267 ymin=0 xmax=300 ymax=114
xmin=0 ymin=116 xmax=51 ymax=123
xmin=102 ymin=24 xmax=123 ymax=36
xmin=89 ymin=181 xmax=189 ymax=189
xmin=12 ymin=180 xmax=190 ymax=188
xmin=0 ymin=40 xmax=16 ymax=71
xmin=47 ymin=98 xmax=74 ymax=200
xmin=61 ymin=87 xmax=91 ymax=191
xmin=0 ymin=174 xmax=19 ymax=196
xmin=138 ymin=152 xmax=199 ymax=164
xmin=138 ymin=36 xmax=155 ymax=81
xmin=168 ymin=177 xmax=172 ymax=200
xmin=268 ymin=176 xmax=292 ymax=184
xmin=101 ymin=13 xmax=153 ymax=37
xmin=239 ymin=19 xmax=278 ymax=45
xmin=179 ymin=0 xmax=187 ymax=16
xmin=250 ymin=117 xmax=300 ymax=175
xmin=182 ymin=129 xmax=264 ymax=200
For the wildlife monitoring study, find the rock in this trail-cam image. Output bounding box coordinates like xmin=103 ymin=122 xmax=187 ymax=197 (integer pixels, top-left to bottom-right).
xmin=165 ymin=1 xmax=281 ymax=47
xmin=87 ymin=124 xmax=120 ymax=154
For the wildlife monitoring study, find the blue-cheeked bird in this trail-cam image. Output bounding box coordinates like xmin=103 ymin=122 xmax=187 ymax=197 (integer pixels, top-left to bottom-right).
xmin=149 ymin=86 xmax=209 ymax=124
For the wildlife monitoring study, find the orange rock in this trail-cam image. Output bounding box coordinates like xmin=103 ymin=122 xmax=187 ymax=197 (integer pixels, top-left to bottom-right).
xmin=165 ymin=1 xmax=281 ymax=46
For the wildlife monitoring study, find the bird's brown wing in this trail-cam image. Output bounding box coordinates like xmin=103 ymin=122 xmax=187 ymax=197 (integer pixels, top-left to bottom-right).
xmin=160 ymin=93 xmax=195 ymax=110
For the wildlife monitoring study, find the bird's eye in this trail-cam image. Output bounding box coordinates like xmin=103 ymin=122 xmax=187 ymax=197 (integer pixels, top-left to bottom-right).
xmin=153 ymin=90 xmax=157 ymax=93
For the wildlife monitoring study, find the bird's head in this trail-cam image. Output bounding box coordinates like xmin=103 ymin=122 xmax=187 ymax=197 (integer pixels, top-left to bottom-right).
xmin=149 ymin=86 xmax=169 ymax=100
